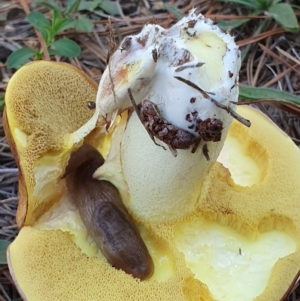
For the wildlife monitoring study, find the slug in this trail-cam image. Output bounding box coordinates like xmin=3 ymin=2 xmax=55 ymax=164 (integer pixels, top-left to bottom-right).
xmin=64 ymin=144 xmax=154 ymax=280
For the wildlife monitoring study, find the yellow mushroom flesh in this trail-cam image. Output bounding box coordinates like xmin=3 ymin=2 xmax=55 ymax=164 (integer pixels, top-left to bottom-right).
xmin=4 ymin=11 xmax=300 ymax=301
xmin=3 ymin=61 xmax=99 ymax=227
xmin=6 ymin=105 xmax=300 ymax=301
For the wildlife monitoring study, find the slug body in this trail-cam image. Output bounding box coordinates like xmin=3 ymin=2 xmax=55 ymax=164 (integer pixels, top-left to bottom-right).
xmin=64 ymin=144 xmax=154 ymax=280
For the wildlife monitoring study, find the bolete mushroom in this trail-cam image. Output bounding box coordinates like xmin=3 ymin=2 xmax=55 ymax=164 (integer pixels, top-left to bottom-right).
xmin=3 ymin=10 xmax=300 ymax=301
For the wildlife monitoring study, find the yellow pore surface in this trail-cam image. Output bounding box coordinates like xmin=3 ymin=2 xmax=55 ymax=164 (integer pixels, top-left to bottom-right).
xmin=4 ymin=61 xmax=97 ymax=225
xmin=8 ymin=106 xmax=300 ymax=301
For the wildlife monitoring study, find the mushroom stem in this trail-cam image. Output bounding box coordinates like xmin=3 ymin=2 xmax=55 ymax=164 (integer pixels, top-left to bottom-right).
xmin=65 ymin=144 xmax=154 ymax=280
xmin=93 ymin=10 xmax=243 ymax=222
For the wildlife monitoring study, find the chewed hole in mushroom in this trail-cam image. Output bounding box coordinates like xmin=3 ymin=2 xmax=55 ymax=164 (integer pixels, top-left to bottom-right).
xmin=173 ymin=216 xmax=296 ymax=301
xmin=218 ymin=118 xmax=268 ymax=187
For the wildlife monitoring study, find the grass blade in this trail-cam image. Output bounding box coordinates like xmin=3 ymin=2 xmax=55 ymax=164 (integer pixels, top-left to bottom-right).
xmin=0 ymin=240 xmax=10 ymax=264
xmin=238 ymin=85 xmax=300 ymax=116
xmin=215 ymin=0 xmax=259 ymax=9
xmin=163 ymin=3 xmax=184 ymax=20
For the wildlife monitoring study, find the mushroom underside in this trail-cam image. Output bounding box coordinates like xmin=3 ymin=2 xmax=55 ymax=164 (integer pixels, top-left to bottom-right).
xmin=6 ymin=106 xmax=300 ymax=301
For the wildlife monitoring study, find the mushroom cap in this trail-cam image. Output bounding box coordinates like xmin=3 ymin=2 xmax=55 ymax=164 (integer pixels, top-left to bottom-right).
xmin=4 ymin=61 xmax=300 ymax=301
xmin=3 ymin=61 xmax=99 ymax=226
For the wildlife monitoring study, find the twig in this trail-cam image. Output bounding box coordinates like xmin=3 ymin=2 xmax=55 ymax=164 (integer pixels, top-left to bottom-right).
xmin=174 ymin=76 xmax=251 ymax=127
xmin=0 ymin=169 xmax=18 ymax=173
xmin=276 ymin=46 xmax=300 ymax=66
xmin=259 ymin=43 xmax=300 ymax=77
xmin=0 ymin=198 xmax=18 ymax=205
xmin=237 ymin=28 xmax=285 ymax=47
xmin=0 ymin=282 xmax=11 ymax=301
xmin=263 ymin=63 xmax=298 ymax=88
xmin=1 ymin=225 xmax=18 ymax=230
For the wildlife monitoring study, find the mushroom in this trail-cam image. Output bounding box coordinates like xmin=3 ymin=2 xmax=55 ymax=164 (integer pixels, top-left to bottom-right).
xmin=4 ymin=10 xmax=300 ymax=301
xmin=3 ymin=61 xmax=99 ymax=227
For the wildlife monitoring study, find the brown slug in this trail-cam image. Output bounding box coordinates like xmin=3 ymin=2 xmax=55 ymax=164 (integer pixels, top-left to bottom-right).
xmin=64 ymin=144 xmax=154 ymax=280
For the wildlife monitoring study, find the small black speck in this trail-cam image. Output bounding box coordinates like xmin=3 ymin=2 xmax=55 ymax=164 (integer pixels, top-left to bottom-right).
xmin=185 ymin=113 xmax=192 ymax=122
xmin=87 ymin=101 xmax=96 ymax=110
xmin=202 ymin=143 xmax=209 ymax=161
xmin=120 ymin=37 xmax=132 ymax=52
xmin=191 ymin=110 xmax=198 ymax=119
xmin=152 ymin=48 xmax=158 ymax=63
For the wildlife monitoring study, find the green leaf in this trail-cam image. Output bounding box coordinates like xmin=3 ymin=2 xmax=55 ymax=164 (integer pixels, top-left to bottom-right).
xmin=53 ymin=18 xmax=74 ymax=33
xmin=65 ymin=0 xmax=81 ymax=14
xmin=268 ymin=3 xmax=299 ymax=32
xmin=33 ymin=0 xmax=61 ymax=11
xmin=163 ymin=3 xmax=184 ymax=19
xmin=50 ymin=38 xmax=81 ymax=57
xmin=100 ymin=0 xmax=119 ymax=15
xmin=218 ymin=19 xmax=250 ymax=30
xmin=27 ymin=11 xmax=51 ymax=41
xmin=7 ymin=47 xmax=36 ymax=69
xmin=218 ymin=9 xmax=262 ymax=31
xmin=51 ymin=8 xmax=62 ymax=26
xmin=78 ymin=0 xmax=102 ymax=11
xmin=48 ymin=48 xmax=61 ymax=56
xmin=256 ymin=0 xmax=280 ymax=9
xmin=40 ymin=25 xmax=56 ymax=44
xmin=74 ymin=16 xmax=93 ymax=31
xmin=27 ymin=11 xmax=50 ymax=28
xmin=0 ymin=94 xmax=4 ymax=110
xmin=239 ymin=85 xmax=300 ymax=106
xmin=0 ymin=12 xmax=7 ymax=21
xmin=255 ymin=0 xmax=268 ymax=9
xmin=215 ymin=0 xmax=259 ymax=9
xmin=0 ymin=240 xmax=10 ymax=264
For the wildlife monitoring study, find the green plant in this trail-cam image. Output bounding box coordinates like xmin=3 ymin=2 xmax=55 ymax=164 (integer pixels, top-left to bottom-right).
xmin=36 ymin=0 xmax=95 ymax=31
xmin=216 ymin=0 xmax=299 ymax=32
xmin=0 ymin=239 xmax=10 ymax=264
xmin=7 ymin=0 xmax=118 ymax=69
xmin=0 ymin=93 xmax=4 ymax=110
xmin=238 ymin=85 xmax=300 ymax=116
xmin=77 ymin=0 xmax=119 ymax=16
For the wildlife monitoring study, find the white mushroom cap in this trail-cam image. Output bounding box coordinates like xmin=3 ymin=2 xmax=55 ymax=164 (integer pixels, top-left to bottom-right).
xmin=96 ymin=9 xmax=240 ymax=133
xmin=95 ymin=10 xmax=242 ymax=223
